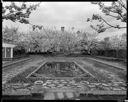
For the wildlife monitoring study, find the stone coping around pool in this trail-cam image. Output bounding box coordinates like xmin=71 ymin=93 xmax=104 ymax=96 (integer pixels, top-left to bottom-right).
xmin=26 ymin=60 xmax=47 ymax=78
xmin=73 ymin=61 xmax=96 ymax=78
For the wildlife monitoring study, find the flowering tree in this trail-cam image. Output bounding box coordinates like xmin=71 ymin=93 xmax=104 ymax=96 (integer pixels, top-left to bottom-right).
xmin=2 ymin=2 xmax=44 ymax=31
xmin=87 ymin=0 xmax=127 ymax=33
xmin=2 ymin=2 xmax=40 ymax=24
xmin=25 ymin=28 xmax=79 ymax=54
xmin=77 ymin=31 xmax=100 ymax=54
xmin=3 ymin=26 xmax=19 ymax=42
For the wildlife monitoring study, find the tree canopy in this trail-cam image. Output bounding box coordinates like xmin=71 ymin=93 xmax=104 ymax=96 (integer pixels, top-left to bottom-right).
xmin=2 ymin=2 xmax=43 ymax=30
xmin=87 ymin=0 xmax=127 ymax=33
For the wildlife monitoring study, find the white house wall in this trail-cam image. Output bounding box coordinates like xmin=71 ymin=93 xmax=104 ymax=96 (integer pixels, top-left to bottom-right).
xmin=3 ymin=43 xmax=16 ymax=48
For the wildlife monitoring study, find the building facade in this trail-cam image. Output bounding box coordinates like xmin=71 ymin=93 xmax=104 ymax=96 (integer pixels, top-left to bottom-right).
xmin=2 ymin=39 xmax=16 ymax=60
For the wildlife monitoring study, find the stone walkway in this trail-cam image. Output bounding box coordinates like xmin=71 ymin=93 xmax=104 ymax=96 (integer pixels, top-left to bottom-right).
xmin=42 ymin=79 xmax=126 ymax=92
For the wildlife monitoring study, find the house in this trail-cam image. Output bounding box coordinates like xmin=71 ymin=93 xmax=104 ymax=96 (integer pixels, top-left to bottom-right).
xmin=2 ymin=38 xmax=16 ymax=60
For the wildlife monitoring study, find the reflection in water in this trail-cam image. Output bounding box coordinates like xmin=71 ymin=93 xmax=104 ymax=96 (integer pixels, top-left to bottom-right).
xmin=34 ymin=62 xmax=86 ymax=77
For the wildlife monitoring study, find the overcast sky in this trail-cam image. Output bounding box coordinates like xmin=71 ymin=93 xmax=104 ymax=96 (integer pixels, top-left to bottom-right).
xmin=3 ymin=2 xmax=126 ymax=39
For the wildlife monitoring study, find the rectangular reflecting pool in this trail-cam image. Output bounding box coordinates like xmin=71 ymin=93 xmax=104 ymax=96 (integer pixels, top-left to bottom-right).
xmin=29 ymin=62 xmax=87 ymax=77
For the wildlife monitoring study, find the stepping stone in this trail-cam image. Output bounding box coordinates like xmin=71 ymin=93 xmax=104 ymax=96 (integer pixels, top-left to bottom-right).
xmin=70 ymin=81 xmax=75 ymax=83
xmin=46 ymin=86 xmax=51 ymax=88
xmin=114 ymin=82 xmax=123 ymax=84
xmin=88 ymin=85 xmax=95 ymax=88
xmin=108 ymin=83 xmax=112 ymax=86
xmin=91 ymin=83 xmax=101 ymax=86
xmin=65 ymin=92 xmax=74 ymax=99
xmin=57 ymin=92 xmax=64 ymax=99
xmin=109 ymin=87 xmax=114 ymax=90
xmin=102 ymin=83 xmax=110 ymax=86
xmin=46 ymin=82 xmax=52 ymax=84
xmin=72 ymin=83 xmax=78 ymax=86
xmin=43 ymin=83 xmax=47 ymax=86
xmin=112 ymin=88 xmax=122 ymax=91
xmin=44 ymin=92 xmax=55 ymax=100
xmin=49 ymin=84 xmax=56 ymax=86
xmin=103 ymin=87 xmax=111 ymax=90
xmin=60 ymin=80 xmax=65 ymax=82
xmin=53 ymin=81 xmax=59 ymax=84
xmin=23 ymin=83 xmax=30 ymax=87
xmin=83 ymin=81 xmax=89 ymax=84
xmin=43 ymin=86 xmax=49 ymax=88
xmin=56 ymin=86 xmax=61 ymax=88
xmin=120 ymin=87 xmax=126 ymax=90
xmin=58 ymin=84 xmax=64 ymax=86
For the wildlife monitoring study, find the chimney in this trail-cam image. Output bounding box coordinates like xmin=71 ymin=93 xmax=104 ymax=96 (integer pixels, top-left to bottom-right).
xmin=77 ymin=30 xmax=80 ymax=34
xmin=104 ymin=37 xmax=109 ymax=42
xmin=61 ymin=27 xmax=64 ymax=32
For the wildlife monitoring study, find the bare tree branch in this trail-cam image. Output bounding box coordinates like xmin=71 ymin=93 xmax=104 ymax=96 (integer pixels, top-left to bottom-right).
xmin=100 ymin=16 xmax=126 ymax=29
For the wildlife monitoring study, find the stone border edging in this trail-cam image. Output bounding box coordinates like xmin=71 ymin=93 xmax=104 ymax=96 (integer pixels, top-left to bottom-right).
xmin=26 ymin=60 xmax=47 ymax=78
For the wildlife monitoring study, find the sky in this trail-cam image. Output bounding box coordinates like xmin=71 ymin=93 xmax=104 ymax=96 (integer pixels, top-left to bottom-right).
xmin=3 ymin=2 xmax=126 ymax=40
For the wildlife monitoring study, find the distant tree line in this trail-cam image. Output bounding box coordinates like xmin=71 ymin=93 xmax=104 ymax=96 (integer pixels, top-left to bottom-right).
xmin=2 ymin=26 xmax=126 ymax=60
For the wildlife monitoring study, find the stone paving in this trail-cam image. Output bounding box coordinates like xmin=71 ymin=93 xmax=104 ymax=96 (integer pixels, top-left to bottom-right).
xmin=2 ymin=79 xmax=126 ymax=94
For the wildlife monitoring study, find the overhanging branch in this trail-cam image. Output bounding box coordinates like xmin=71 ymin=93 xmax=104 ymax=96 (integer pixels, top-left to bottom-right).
xmin=100 ymin=17 xmax=126 ymax=29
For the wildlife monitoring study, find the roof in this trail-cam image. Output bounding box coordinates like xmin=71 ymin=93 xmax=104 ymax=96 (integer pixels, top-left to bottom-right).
xmin=2 ymin=42 xmax=16 ymax=48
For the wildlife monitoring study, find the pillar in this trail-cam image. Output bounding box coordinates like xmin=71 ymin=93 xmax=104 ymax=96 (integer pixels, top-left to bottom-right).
xmin=5 ymin=47 xmax=6 ymax=58
xmin=11 ymin=47 xmax=13 ymax=58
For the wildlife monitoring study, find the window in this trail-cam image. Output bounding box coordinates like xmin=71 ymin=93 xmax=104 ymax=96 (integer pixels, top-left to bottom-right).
xmin=6 ymin=47 xmax=11 ymax=58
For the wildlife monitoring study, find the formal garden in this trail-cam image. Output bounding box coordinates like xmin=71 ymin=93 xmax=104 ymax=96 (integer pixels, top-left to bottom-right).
xmin=2 ymin=1 xmax=127 ymax=101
